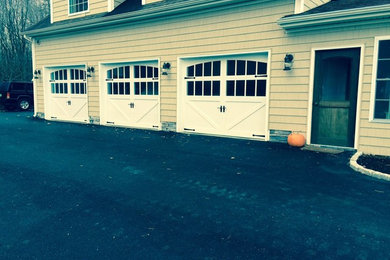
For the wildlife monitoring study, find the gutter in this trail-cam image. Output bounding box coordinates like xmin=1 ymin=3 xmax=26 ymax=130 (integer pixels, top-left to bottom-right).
xmin=24 ymin=0 xmax=255 ymax=37
xmin=278 ymin=4 xmax=390 ymax=31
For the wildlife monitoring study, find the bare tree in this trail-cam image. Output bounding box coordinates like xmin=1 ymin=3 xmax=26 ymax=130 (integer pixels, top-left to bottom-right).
xmin=0 ymin=0 xmax=49 ymax=81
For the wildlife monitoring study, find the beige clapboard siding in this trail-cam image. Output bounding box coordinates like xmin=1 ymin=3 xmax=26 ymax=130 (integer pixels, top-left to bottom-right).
xmin=52 ymin=0 xmax=108 ymax=23
xmin=35 ymin=0 xmax=390 ymax=155
xmin=36 ymin=0 xmax=294 ymax=121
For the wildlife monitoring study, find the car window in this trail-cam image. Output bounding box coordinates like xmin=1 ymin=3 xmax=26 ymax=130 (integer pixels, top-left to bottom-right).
xmin=0 ymin=82 xmax=10 ymax=92
xmin=11 ymin=83 xmax=26 ymax=91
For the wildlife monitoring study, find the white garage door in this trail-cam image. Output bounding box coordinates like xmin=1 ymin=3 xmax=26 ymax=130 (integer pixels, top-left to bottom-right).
xmin=46 ymin=67 xmax=89 ymax=123
xmin=180 ymin=53 xmax=268 ymax=139
xmin=101 ymin=61 xmax=160 ymax=129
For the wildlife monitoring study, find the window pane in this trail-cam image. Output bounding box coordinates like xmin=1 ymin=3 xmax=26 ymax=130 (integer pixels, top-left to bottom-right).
xmin=107 ymin=69 xmax=112 ymax=79
xmin=64 ymin=83 xmax=68 ymax=94
xmin=141 ymin=66 xmax=146 ymax=78
xmin=70 ymin=69 xmax=74 ymax=80
xmin=124 ymin=66 xmax=130 ymax=78
xmin=134 ymin=66 xmax=139 ymax=78
xmin=246 ymin=80 xmax=255 ymax=96
xmin=374 ymin=100 xmax=390 ymax=119
xmin=379 ymin=40 xmax=390 ymax=59
xmin=257 ymin=80 xmax=266 ymax=96
xmin=376 ymin=81 xmax=390 ymax=99
xmin=187 ymin=66 xmax=194 ymax=77
xmin=119 ymin=82 xmax=124 ymax=95
xmin=64 ymin=70 xmax=67 ymax=80
xmin=237 ymin=60 xmax=246 ymax=75
xmin=134 ymin=82 xmax=140 ymax=95
xmin=213 ymin=61 xmax=221 ymax=76
xmin=119 ymin=67 xmax=124 ymax=79
xmin=154 ymin=82 xmax=159 ymax=95
xmin=113 ymin=68 xmax=118 ymax=79
xmin=227 ymin=60 xmax=235 ymax=76
xmin=141 ymin=82 xmax=146 ymax=95
xmin=236 ymin=80 xmax=245 ymax=96
xmin=257 ymin=62 xmax=267 ymax=75
xmin=125 ymin=83 xmax=130 ymax=95
xmin=377 ymin=60 xmax=390 ymax=79
xmin=195 ymin=81 xmax=202 ymax=96
xmin=187 ymin=81 xmax=194 ymax=95
xmin=55 ymin=71 xmax=59 ymax=80
xmin=51 ymin=83 xmax=55 ymax=93
xmin=147 ymin=66 xmax=153 ymax=78
xmin=247 ymin=61 xmax=256 ymax=75
xmin=154 ymin=67 xmax=159 ymax=78
xmin=107 ymin=83 xmax=112 ymax=94
xmin=55 ymin=83 xmax=59 ymax=93
xmin=195 ymin=64 xmax=202 ymax=77
xmin=227 ymin=80 xmax=235 ymax=96
xmin=204 ymin=62 xmax=211 ymax=76
xmin=204 ymin=81 xmax=211 ymax=96
xmin=113 ymin=83 xmax=118 ymax=94
xmin=75 ymin=70 xmax=80 ymax=80
xmin=147 ymin=82 xmax=153 ymax=95
xmin=212 ymin=81 xmax=220 ymax=96
xmin=75 ymin=83 xmax=80 ymax=94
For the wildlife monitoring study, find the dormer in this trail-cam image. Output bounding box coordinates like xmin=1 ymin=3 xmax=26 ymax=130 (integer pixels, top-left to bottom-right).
xmin=294 ymin=0 xmax=331 ymax=14
xmin=51 ymin=0 xmax=128 ymax=23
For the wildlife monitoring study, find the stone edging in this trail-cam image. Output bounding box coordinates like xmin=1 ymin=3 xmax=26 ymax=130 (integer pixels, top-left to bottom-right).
xmin=350 ymin=152 xmax=390 ymax=181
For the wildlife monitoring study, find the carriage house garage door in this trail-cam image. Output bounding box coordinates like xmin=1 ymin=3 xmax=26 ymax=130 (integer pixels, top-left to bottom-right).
xmin=45 ymin=66 xmax=89 ymax=123
xmin=179 ymin=53 xmax=269 ymax=139
xmin=100 ymin=61 xmax=160 ymax=129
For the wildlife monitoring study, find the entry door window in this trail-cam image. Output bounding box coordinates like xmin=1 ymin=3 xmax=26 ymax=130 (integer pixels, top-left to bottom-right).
xmin=321 ymin=58 xmax=350 ymax=101
xmin=374 ymin=39 xmax=390 ymax=119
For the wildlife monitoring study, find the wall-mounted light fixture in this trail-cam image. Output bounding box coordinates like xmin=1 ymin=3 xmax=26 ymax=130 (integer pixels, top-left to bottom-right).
xmin=87 ymin=66 xmax=95 ymax=77
xmin=33 ymin=69 xmax=41 ymax=79
xmin=162 ymin=62 xmax=171 ymax=75
xmin=283 ymin=53 xmax=294 ymax=71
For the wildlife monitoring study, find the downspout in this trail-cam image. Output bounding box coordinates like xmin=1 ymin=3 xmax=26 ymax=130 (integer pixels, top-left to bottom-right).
xmin=24 ymin=35 xmax=38 ymax=118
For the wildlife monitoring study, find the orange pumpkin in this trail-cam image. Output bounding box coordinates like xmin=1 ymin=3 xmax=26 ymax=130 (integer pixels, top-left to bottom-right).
xmin=287 ymin=133 xmax=306 ymax=147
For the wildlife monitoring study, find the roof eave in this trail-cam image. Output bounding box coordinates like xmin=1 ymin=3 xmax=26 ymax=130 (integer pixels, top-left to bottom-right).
xmin=24 ymin=0 xmax=254 ymax=37
xmin=278 ymin=4 xmax=390 ymax=32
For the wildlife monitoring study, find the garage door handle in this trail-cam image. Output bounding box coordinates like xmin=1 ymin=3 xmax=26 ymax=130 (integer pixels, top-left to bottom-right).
xmin=129 ymin=102 xmax=135 ymax=108
xmin=222 ymin=106 xmax=226 ymax=112
xmin=67 ymin=100 xmax=71 ymax=105
xmin=217 ymin=106 xmax=223 ymax=112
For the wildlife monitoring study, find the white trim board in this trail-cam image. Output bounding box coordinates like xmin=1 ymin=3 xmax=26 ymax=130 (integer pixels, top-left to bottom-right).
xmin=306 ymin=44 xmax=364 ymax=150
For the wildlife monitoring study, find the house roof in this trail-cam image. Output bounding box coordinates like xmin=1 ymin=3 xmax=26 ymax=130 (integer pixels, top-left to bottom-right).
xmin=24 ymin=0 xmax=247 ymax=37
xmin=294 ymin=0 xmax=390 ymax=16
xmin=279 ymin=0 xmax=390 ymax=31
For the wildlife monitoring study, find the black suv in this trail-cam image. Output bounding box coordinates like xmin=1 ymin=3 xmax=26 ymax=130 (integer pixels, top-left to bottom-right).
xmin=0 ymin=81 xmax=34 ymax=111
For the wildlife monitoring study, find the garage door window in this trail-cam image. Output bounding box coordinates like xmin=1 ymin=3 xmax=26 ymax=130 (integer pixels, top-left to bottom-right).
xmin=373 ymin=39 xmax=390 ymax=119
xmin=226 ymin=60 xmax=267 ymax=97
xmin=106 ymin=66 xmax=131 ymax=95
xmin=186 ymin=61 xmax=221 ymax=96
xmin=50 ymin=68 xmax=87 ymax=95
xmin=70 ymin=69 xmax=87 ymax=94
xmin=50 ymin=69 xmax=68 ymax=94
xmin=134 ymin=65 xmax=159 ymax=96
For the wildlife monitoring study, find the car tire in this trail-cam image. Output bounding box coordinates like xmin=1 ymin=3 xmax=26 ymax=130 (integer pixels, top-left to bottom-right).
xmin=18 ymin=99 xmax=31 ymax=111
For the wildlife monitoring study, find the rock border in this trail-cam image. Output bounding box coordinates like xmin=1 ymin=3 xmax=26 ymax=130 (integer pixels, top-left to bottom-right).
xmin=350 ymin=152 xmax=390 ymax=181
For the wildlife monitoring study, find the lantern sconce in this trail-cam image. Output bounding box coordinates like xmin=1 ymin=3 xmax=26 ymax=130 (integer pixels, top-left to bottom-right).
xmin=33 ymin=69 xmax=41 ymax=79
xmin=283 ymin=53 xmax=294 ymax=71
xmin=87 ymin=66 xmax=95 ymax=77
xmin=162 ymin=62 xmax=171 ymax=75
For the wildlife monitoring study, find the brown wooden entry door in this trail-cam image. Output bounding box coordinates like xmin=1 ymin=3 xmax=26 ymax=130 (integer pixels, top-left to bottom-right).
xmin=311 ymin=48 xmax=360 ymax=147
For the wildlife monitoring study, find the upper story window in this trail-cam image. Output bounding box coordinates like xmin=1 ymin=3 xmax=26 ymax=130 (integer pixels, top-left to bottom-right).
xmin=373 ymin=39 xmax=390 ymax=120
xmin=69 ymin=0 xmax=89 ymax=15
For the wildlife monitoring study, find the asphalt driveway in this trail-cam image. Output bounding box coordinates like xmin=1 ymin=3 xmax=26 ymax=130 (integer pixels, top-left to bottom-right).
xmin=1 ymin=111 xmax=390 ymax=259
